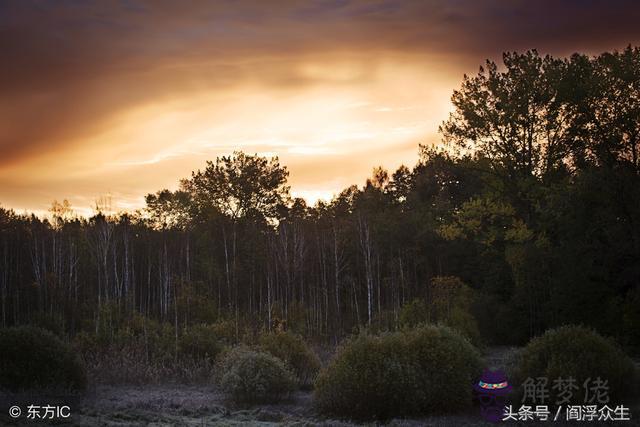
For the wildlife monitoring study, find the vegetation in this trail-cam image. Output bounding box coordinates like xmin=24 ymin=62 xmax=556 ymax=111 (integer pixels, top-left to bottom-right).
xmin=398 ymin=276 xmax=481 ymax=345
xmin=258 ymin=331 xmax=321 ymax=387
xmin=513 ymin=325 xmax=638 ymax=403
xmin=72 ymin=312 xmax=225 ymax=384
xmin=314 ymin=325 xmax=483 ymax=420
xmin=0 ymin=326 xmax=87 ymax=392
xmin=398 ymin=299 xmax=429 ymax=327
xmin=0 ymin=47 xmax=639 ymax=371
xmin=216 ymin=346 xmax=296 ymax=404
xmin=179 ymin=323 xmax=225 ymax=360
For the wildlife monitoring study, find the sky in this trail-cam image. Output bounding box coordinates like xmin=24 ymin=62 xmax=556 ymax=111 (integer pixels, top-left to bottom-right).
xmin=2 ymin=0 xmax=640 ymax=216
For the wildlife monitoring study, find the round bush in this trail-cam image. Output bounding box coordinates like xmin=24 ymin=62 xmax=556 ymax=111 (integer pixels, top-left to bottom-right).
xmin=216 ymin=346 xmax=296 ymax=404
xmin=513 ymin=325 xmax=637 ymax=403
xmin=314 ymin=324 xmax=483 ymax=420
xmin=258 ymin=331 xmax=320 ymax=387
xmin=179 ymin=324 xmax=224 ymax=360
xmin=0 ymin=326 xmax=87 ymax=392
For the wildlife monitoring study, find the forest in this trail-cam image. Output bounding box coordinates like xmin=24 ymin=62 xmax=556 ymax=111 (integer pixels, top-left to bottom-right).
xmin=1 ymin=47 xmax=639 ymax=354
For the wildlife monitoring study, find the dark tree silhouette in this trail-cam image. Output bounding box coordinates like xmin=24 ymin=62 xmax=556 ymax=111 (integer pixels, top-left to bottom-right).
xmin=0 ymin=48 xmax=639 ymax=352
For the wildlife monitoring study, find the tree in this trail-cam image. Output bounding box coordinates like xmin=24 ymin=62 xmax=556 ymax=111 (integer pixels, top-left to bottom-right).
xmin=183 ymin=151 xmax=290 ymax=224
xmin=49 ymin=199 xmax=74 ymax=229
xmin=440 ymin=50 xmax=573 ymax=180
xmin=566 ymin=47 xmax=640 ymax=170
xmin=145 ymin=189 xmax=192 ymax=230
xmin=1 ymin=48 xmax=640 ymax=352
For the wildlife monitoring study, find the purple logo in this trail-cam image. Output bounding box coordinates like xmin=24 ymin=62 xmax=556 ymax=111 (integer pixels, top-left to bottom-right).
xmin=474 ymin=369 xmax=513 ymax=422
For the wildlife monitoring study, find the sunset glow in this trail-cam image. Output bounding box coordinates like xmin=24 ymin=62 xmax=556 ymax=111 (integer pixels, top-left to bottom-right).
xmin=2 ymin=1 xmax=639 ymax=215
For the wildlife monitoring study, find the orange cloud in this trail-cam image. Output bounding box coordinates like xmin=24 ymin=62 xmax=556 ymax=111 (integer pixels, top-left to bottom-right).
xmin=1 ymin=1 xmax=639 ymax=214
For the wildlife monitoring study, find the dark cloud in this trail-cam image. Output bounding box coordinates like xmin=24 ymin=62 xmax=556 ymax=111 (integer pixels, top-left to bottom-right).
xmin=1 ymin=0 xmax=640 ymax=167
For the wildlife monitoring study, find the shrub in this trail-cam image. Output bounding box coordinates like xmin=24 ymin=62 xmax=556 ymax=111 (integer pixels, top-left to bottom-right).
xmin=79 ymin=313 xmax=176 ymax=363
xmin=216 ymin=346 xmax=296 ymax=404
xmin=74 ymin=322 xmax=220 ymax=385
xmin=74 ymin=317 xmax=220 ymax=385
xmin=179 ymin=324 xmax=224 ymax=360
xmin=209 ymin=319 xmax=239 ymax=345
xmin=82 ymin=341 xmax=216 ymax=385
xmin=429 ymin=276 xmax=482 ymax=345
xmin=258 ymin=331 xmax=321 ymax=387
xmin=447 ymin=306 xmax=482 ymax=347
xmin=0 ymin=326 xmax=87 ymax=392
xmin=314 ymin=324 xmax=483 ymax=420
xmin=398 ymin=299 xmax=429 ymax=327
xmin=28 ymin=312 xmax=66 ymax=337
xmin=367 ymin=309 xmax=397 ymax=334
xmin=398 ymin=277 xmax=482 ymax=346
xmin=513 ymin=325 xmax=637 ymax=403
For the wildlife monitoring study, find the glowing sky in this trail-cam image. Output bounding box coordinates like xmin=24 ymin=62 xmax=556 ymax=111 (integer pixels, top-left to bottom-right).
xmin=2 ymin=1 xmax=640 ymax=216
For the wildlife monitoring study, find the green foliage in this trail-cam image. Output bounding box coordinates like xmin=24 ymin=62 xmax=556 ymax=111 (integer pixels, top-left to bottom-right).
xmin=216 ymin=346 xmax=296 ymax=404
xmin=208 ymin=319 xmax=241 ymax=345
xmin=74 ymin=316 xmax=223 ymax=385
xmin=176 ymin=281 xmax=218 ymax=325
xmin=398 ymin=299 xmax=429 ymax=327
xmin=285 ymin=300 xmax=310 ymax=336
xmin=72 ymin=330 xmax=99 ymax=356
xmin=398 ymin=277 xmax=481 ymax=345
xmin=105 ymin=314 xmax=176 ymax=363
xmin=28 ymin=312 xmax=67 ymax=337
xmin=513 ymin=325 xmax=638 ymax=403
xmin=179 ymin=324 xmax=224 ymax=360
xmin=368 ymin=309 xmax=397 ymax=334
xmin=314 ymin=324 xmax=483 ymax=420
xmin=429 ymin=276 xmax=482 ymax=345
xmin=0 ymin=326 xmax=87 ymax=392
xmin=438 ymin=197 xmax=518 ymax=245
xmin=258 ymin=331 xmax=321 ymax=387
xmin=70 ymin=310 xmax=253 ymax=385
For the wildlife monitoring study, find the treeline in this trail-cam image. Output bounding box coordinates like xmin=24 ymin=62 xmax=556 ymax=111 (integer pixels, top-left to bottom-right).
xmin=1 ymin=48 xmax=639 ymax=349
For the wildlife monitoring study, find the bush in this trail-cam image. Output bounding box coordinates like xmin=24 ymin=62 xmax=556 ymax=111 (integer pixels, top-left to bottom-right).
xmin=216 ymin=346 xmax=296 ymax=404
xmin=258 ymin=331 xmax=320 ymax=387
xmin=398 ymin=299 xmax=429 ymax=327
xmin=82 ymin=342 xmax=216 ymax=385
xmin=365 ymin=309 xmax=396 ymax=334
xmin=513 ymin=325 xmax=637 ymax=403
xmin=73 ymin=322 xmax=219 ymax=385
xmin=314 ymin=324 xmax=483 ymax=420
xmin=398 ymin=277 xmax=482 ymax=346
xmin=179 ymin=324 xmax=224 ymax=360
xmin=430 ymin=276 xmax=482 ymax=345
xmin=0 ymin=326 xmax=87 ymax=392
xmin=209 ymin=319 xmax=240 ymax=345
xmin=80 ymin=313 xmax=176 ymax=363
xmin=28 ymin=312 xmax=66 ymax=337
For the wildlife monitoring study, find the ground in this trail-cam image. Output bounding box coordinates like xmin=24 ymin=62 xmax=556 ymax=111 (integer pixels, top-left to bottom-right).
xmin=1 ymin=347 xmax=639 ymax=426
xmin=2 ymin=384 xmax=504 ymax=426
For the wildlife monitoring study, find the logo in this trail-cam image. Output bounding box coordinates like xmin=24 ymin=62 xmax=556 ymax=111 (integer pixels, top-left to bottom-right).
xmin=474 ymin=369 xmax=512 ymax=422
